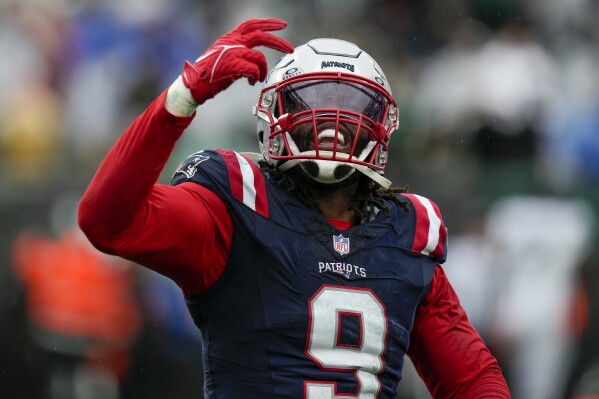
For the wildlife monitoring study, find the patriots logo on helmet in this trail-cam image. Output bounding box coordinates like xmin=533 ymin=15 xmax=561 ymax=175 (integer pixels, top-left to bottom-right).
xmin=320 ymin=60 xmax=355 ymax=72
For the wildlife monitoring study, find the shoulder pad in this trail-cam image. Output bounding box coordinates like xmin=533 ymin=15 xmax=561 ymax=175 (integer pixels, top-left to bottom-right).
xmin=400 ymin=193 xmax=448 ymax=262
xmin=171 ymin=149 xmax=269 ymax=218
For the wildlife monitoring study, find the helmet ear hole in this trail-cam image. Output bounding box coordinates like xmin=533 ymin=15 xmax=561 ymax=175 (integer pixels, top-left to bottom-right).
xmin=258 ymin=130 xmax=264 ymax=144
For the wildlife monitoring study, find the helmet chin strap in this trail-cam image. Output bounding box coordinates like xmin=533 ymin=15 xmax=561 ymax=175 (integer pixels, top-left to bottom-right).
xmin=242 ymin=147 xmax=392 ymax=188
xmin=351 ymin=164 xmax=392 ymax=188
xmin=278 ymin=158 xmax=391 ymax=188
xmin=300 ymin=160 xmax=356 ymax=184
xmin=279 ymin=133 xmax=392 ymax=188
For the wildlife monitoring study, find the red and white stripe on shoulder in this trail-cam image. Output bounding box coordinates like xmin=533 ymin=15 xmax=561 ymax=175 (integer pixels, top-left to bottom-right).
xmin=402 ymin=193 xmax=447 ymax=258
xmin=216 ymin=150 xmax=269 ymax=218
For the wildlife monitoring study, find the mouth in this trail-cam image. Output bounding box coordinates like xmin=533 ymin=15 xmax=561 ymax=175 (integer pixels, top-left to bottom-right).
xmin=290 ymin=120 xmax=367 ymax=155
xmin=313 ymin=128 xmax=351 ymax=153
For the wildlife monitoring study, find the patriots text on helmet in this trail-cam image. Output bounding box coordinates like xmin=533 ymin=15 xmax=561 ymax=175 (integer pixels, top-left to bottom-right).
xmin=321 ymin=61 xmax=355 ymax=72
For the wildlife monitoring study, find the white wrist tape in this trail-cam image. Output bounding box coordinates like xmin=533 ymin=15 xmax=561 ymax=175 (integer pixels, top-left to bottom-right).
xmin=165 ymin=76 xmax=199 ymax=117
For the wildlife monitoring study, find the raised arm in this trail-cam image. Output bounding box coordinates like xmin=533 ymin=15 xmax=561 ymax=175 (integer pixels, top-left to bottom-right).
xmin=78 ymin=19 xmax=293 ymax=295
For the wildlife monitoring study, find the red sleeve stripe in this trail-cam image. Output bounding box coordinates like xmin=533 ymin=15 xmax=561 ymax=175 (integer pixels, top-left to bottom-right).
xmin=218 ymin=150 xmax=269 ymax=217
xmin=405 ymin=194 xmax=442 ymax=256
xmin=219 ymin=150 xmax=244 ymax=200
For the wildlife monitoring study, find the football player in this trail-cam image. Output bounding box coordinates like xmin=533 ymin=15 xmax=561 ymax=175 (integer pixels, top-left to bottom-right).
xmin=79 ymin=18 xmax=510 ymax=398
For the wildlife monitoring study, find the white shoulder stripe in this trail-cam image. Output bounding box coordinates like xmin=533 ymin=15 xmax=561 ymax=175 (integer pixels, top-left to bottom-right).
xmin=414 ymin=194 xmax=441 ymax=255
xmin=235 ymin=152 xmax=257 ymax=211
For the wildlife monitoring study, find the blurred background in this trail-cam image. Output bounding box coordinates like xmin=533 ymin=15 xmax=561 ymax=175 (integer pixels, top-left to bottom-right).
xmin=1 ymin=0 xmax=598 ymax=398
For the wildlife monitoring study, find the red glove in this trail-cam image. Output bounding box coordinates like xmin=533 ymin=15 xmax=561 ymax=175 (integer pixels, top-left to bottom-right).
xmin=182 ymin=18 xmax=294 ymax=105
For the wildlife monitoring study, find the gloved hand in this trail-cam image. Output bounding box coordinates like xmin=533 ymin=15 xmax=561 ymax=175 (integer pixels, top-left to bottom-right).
xmin=184 ymin=18 xmax=293 ymax=103
xmin=166 ymin=18 xmax=293 ymax=116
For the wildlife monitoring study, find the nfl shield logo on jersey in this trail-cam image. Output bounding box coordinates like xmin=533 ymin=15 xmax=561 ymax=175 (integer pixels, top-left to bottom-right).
xmin=333 ymin=234 xmax=350 ymax=255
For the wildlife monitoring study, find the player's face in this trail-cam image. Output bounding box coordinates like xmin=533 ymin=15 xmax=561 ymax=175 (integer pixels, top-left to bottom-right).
xmin=289 ymin=118 xmax=370 ymax=155
xmin=279 ymin=80 xmax=386 ymax=155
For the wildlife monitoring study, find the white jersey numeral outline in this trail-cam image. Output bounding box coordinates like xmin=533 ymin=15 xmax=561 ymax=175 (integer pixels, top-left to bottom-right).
xmin=305 ymin=285 xmax=387 ymax=398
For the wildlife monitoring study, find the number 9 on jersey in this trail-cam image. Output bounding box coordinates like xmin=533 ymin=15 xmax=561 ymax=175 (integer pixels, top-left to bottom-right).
xmin=305 ymin=286 xmax=387 ymax=398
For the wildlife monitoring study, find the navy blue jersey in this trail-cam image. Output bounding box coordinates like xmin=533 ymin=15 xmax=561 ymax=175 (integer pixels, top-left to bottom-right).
xmin=171 ymin=149 xmax=448 ymax=399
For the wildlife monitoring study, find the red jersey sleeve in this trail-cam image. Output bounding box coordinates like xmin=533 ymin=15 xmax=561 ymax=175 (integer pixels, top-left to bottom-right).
xmin=79 ymin=91 xmax=232 ymax=296
xmin=407 ymin=266 xmax=511 ymax=398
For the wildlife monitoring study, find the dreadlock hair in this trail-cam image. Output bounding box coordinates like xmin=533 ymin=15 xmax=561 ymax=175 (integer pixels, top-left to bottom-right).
xmin=258 ymin=160 xmax=410 ymax=220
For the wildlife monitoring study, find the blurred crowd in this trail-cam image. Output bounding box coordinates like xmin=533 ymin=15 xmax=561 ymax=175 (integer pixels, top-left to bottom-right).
xmin=1 ymin=0 xmax=598 ymax=398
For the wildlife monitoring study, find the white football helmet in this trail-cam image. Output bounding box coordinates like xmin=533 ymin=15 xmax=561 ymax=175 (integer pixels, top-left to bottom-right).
xmin=253 ymin=38 xmax=399 ymax=188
